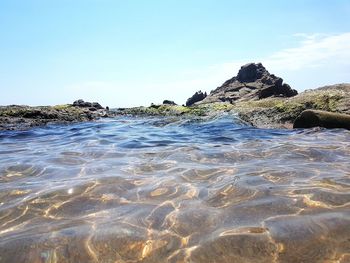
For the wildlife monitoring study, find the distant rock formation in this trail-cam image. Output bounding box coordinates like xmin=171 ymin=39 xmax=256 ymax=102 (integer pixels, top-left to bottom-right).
xmin=186 ymin=91 xmax=207 ymax=106
xmin=191 ymin=63 xmax=297 ymax=105
xmin=73 ymin=99 xmax=104 ymax=110
xmin=163 ymin=100 xmax=177 ymax=105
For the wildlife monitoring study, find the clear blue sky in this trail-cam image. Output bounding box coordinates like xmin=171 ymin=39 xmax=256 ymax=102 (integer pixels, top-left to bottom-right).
xmin=1 ymin=0 xmax=350 ymax=107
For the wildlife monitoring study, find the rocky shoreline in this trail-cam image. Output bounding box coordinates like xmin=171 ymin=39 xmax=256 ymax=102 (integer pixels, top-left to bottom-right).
xmin=0 ymin=100 xmax=108 ymax=130
xmin=111 ymin=83 xmax=350 ymax=129
xmin=113 ymin=63 xmax=350 ymax=130
xmin=1 ymin=63 xmax=349 ymax=131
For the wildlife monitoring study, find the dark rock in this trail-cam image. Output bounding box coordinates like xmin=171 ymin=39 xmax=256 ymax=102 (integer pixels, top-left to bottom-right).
xmin=186 ymin=91 xmax=207 ymax=106
xmin=237 ymin=63 xmax=265 ymax=82
xmin=293 ymin=110 xmax=350 ymax=130
xmin=163 ymin=100 xmax=177 ymax=105
xmin=92 ymin=102 xmax=104 ymax=109
xmin=73 ymin=100 xmax=104 ymax=109
xmin=198 ymin=63 xmax=297 ymax=104
xmin=150 ymin=103 xmax=161 ymax=109
xmin=73 ymin=99 xmax=92 ymax=107
xmin=106 ymin=106 xmax=110 ymax=111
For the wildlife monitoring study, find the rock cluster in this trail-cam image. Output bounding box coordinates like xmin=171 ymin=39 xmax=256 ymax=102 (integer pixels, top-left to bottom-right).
xmin=187 ymin=63 xmax=298 ymax=105
xmin=163 ymin=100 xmax=177 ymax=105
xmin=186 ymin=91 xmax=207 ymax=106
xmin=73 ymin=99 xmax=104 ymax=110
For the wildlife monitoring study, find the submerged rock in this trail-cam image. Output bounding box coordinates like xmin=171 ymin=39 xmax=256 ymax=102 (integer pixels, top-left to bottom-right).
xmin=186 ymin=90 xmax=207 ymax=106
xmin=293 ymin=110 xmax=350 ymax=130
xmin=199 ymin=63 xmax=297 ymax=104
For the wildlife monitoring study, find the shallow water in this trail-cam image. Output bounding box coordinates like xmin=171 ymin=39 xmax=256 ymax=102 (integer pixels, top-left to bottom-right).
xmin=0 ymin=115 xmax=349 ymax=263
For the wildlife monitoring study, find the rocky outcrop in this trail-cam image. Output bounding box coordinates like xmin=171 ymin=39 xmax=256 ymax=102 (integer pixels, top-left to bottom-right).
xmin=186 ymin=91 xmax=207 ymax=106
xmin=0 ymin=101 xmax=107 ymax=130
xmin=73 ymin=99 xmax=104 ymax=110
xmin=198 ymin=63 xmax=297 ymax=104
xmin=163 ymin=100 xmax=177 ymax=105
xmin=236 ymin=83 xmax=350 ymax=128
xmin=293 ymin=110 xmax=350 ymax=130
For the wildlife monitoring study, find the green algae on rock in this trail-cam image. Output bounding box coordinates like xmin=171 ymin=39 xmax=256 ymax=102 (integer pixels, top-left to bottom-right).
xmin=0 ymin=102 xmax=107 ymax=130
xmin=111 ymin=83 xmax=350 ymax=129
xmin=234 ymin=84 xmax=350 ymax=128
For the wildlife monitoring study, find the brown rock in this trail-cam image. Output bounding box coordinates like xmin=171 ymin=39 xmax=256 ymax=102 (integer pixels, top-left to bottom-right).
xmin=198 ymin=63 xmax=297 ymax=104
xmin=293 ymin=110 xmax=350 ymax=130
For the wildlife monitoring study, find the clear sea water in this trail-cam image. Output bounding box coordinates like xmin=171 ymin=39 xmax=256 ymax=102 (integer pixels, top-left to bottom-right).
xmin=0 ymin=116 xmax=349 ymax=263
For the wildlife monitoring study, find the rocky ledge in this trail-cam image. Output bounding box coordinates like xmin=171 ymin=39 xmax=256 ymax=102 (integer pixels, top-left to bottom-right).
xmin=114 ymin=63 xmax=350 ymax=130
xmin=234 ymin=83 xmax=350 ymax=128
xmin=0 ymin=100 xmax=108 ymax=130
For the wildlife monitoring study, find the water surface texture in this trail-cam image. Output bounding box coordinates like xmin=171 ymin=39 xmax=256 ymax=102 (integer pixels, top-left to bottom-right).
xmin=0 ymin=116 xmax=350 ymax=263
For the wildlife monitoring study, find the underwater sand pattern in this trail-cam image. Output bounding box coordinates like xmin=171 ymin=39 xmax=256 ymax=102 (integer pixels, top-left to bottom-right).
xmin=0 ymin=116 xmax=349 ymax=263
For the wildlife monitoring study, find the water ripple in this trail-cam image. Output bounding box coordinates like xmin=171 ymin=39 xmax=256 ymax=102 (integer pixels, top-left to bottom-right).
xmin=0 ymin=116 xmax=349 ymax=262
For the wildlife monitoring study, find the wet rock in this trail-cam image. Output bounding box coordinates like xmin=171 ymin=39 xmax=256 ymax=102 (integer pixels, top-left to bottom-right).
xmin=0 ymin=104 xmax=103 ymax=130
xmin=293 ymin=110 xmax=350 ymax=130
xmin=199 ymin=63 xmax=297 ymax=104
xmin=186 ymin=90 xmax=207 ymax=106
xmin=162 ymin=100 xmax=177 ymax=105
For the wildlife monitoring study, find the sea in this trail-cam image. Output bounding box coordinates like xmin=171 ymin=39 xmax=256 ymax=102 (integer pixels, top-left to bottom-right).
xmin=0 ymin=115 xmax=349 ymax=263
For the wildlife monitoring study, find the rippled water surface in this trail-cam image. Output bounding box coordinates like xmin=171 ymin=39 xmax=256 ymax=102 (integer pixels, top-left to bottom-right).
xmin=0 ymin=116 xmax=350 ymax=263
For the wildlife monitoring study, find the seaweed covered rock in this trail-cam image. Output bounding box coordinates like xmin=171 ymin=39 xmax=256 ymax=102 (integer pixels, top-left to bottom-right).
xmin=234 ymin=83 xmax=350 ymax=129
xmin=199 ymin=63 xmax=297 ymax=104
xmin=186 ymin=90 xmax=207 ymax=106
xmin=0 ymin=102 xmax=109 ymax=130
xmin=293 ymin=110 xmax=350 ymax=130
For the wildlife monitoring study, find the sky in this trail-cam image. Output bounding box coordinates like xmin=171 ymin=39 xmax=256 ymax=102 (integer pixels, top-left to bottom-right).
xmin=0 ymin=0 xmax=350 ymax=107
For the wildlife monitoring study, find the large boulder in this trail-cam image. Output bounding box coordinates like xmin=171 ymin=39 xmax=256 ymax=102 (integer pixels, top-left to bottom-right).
xmin=293 ymin=110 xmax=350 ymax=130
xmin=197 ymin=63 xmax=297 ymax=104
xmin=186 ymin=90 xmax=207 ymax=106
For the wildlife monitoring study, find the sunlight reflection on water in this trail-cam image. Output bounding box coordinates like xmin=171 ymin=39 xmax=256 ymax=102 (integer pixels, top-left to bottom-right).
xmin=0 ymin=116 xmax=349 ymax=263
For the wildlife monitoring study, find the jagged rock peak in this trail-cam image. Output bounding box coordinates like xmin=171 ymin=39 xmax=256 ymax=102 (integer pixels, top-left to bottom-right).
xmin=186 ymin=90 xmax=207 ymax=106
xmin=237 ymin=63 xmax=267 ymax=82
xmin=198 ymin=62 xmax=298 ymax=104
